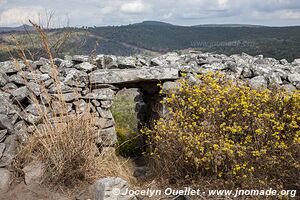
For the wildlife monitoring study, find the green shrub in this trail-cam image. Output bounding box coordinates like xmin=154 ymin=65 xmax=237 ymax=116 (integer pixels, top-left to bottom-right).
xmin=112 ymin=90 xmax=141 ymax=157
xmin=116 ymin=127 xmax=141 ymax=157
xmin=144 ymin=72 xmax=300 ymax=188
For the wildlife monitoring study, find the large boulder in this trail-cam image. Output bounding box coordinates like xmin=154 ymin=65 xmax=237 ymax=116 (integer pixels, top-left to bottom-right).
xmin=0 ymin=168 xmax=11 ymax=194
xmin=89 ymin=177 xmax=136 ymax=200
xmin=22 ymin=161 xmax=45 ymax=185
xmin=90 ymin=67 xmax=179 ymax=85
xmin=0 ymin=135 xmax=17 ymax=167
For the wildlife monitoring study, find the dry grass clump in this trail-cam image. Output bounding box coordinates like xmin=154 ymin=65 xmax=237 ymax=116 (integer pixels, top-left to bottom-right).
xmin=15 ymin=113 xmax=98 ymax=186
xmin=144 ymin=72 xmax=300 ymax=189
xmin=15 ymin=114 xmax=135 ymax=186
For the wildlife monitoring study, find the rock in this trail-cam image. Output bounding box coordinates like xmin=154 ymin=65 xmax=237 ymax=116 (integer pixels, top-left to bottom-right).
xmin=97 ymin=127 xmax=117 ymax=146
xmin=14 ymin=121 xmax=28 ymax=143
xmin=2 ymin=82 xmax=18 ymax=90
xmin=90 ymin=67 xmax=179 ymax=85
xmin=60 ymin=59 xmax=74 ymax=68
xmin=97 ymin=107 xmax=113 ymax=119
xmin=162 ymin=81 xmax=181 ymax=92
xmin=74 ymin=99 xmax=89 ymax=113
xmin=43 ymin=78 xmax=54 ymax=87
xmin=249 ymin=76 xmax=268 ymax=89
xmin=254 ymin=58 xmax=273 ymax=65
xmin=0 ymin=61 xmax=25 ymax=74
xmin=75 ymin=62 xmax=97 ymax=72
xmin=24 ymin=104 xmax=46 ymax=116
xmin=9 ymin=74 xmax=25 ymax=85
xmin=0 ymin=143 xmax=5 ymax=159
xmin=0 ymin=168 xmax=11 ymax=193
xmin=51 ymin=101 xmax=73 ymax=114
xmin=225 ymin=61 xmax=238 ymax=72
xmin=48 ymin=82 xmax=75 ymax=94
xmin=84 ymin=88 xmax=115 ymax=100
xmin=287 ymin=73 xmax=300 ymax=86
xmin=280 ymin=59 xmax=289 ymax=65
xmin=72 ymin=55 xmax=90 ymax=63
xmin=0 ymin=135 xmax=17 ymax=167
xmin=292 ymin=58 xmax=300 ymax=66
xmin=136 ymin=56 xmax=148 ymax=67
xmin=20 ymin=112 xmax=41 ymax=124
xmin=53 ymin=58 xmax=63 ymax=66
xmin=22 ymin=161 xmax=45 ymax=185
xmin=27 ymin=82 xmax=41 ymax=96
xmin=0 ymin=129 xmax=7 ymax=142
xmin=92 ymin=100 xmax=101 ymax=107
xmin=267 ymin=72 xmax=283 ymax=85
xmin=90 ymin=177 xmax=136 ymax=200
xmin=35 ymin=57 xmax=50 ymax=67
xmin=252 ymin=65 xmax=272 ymax=76
xmin=102 ymin=55 xmax=118 ymax=69
xmin=151 ymin=57 xmax=167 ymax=66
xmin=118 ymin=57 xmax=137 ymax=68
xmin=100 ymin=101 xmax=113 ymax=109
xmin=93 ymin=84 xmax=119 ymax=90
xmin=165 ymin=52 xmax=181 ymax=64
xmin=0 ymin=114 xmax=14 ymax=134
xmin=53 ymin=93 xmax=82 ymax=102
xmin=40 ymin=64 xmax=53 ymax=74
xmin=94 ymin=117 xmax=115 ymax=129
xmin=64 ymin=69 xmax=88 ymax=87
xmin=282 ymin=84 xmax=297 ymax=93
xmin=0 ymin=92 xmax=19 ymax=115
xmin=0 ymin=72 xmax=8 ymax=86
xmin=77 ymin=176 xmax=135 ymax=200
xmin=11 ymin=86 xmax=29 ymax=102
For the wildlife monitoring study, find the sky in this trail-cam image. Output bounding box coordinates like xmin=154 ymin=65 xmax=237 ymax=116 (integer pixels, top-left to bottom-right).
xmin=0 ymin=0 xmax=300 ymax=27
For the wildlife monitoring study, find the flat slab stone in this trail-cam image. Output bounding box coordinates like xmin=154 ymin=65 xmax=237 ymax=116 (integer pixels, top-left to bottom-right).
xmin=89 ymin=67 xmax=179 ymax=85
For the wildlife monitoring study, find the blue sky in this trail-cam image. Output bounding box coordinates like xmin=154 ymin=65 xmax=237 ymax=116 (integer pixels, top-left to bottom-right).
xmin=0 ymin=0 xmax=300 ymax=27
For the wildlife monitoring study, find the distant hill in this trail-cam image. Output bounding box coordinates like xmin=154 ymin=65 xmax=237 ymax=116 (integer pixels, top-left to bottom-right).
xmin=193 ymin=24 xmax=265 ymax=28
xmin=89 ymin=23 xmax=300 ymax=61
xmin=0 ymin=21 xmax=300 ymax=61
xmin=131 ymin=21 xmax=174 ymax=26
xmin=0 ymin=24 xmax=34 ymax=33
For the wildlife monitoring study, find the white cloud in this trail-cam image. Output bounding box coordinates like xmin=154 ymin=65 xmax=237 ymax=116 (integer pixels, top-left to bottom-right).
xmin=0 ymin=0 xmax=300 ymax=26
xmin=120 ymin=1 xmax=151 ymax=14
xmin=0 ymin=7 xmax=43 ymax=26
xmin=162 ymin=12 xmax=173 ymax=19
xmin=253 ymin=9 xmax=300 ymax=20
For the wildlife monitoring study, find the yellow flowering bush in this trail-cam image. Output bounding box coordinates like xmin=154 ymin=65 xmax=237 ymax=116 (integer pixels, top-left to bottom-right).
xmin=145 ymin=72 xmax=300 ymax=188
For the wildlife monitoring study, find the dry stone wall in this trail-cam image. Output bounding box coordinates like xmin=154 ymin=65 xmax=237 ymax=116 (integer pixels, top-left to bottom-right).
xmin=0 ymin=50 xmax=300 ymax=172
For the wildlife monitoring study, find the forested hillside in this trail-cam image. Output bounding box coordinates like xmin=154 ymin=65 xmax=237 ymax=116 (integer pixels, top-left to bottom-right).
xmin=1 ymin=21 xmax=300 ymax=61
